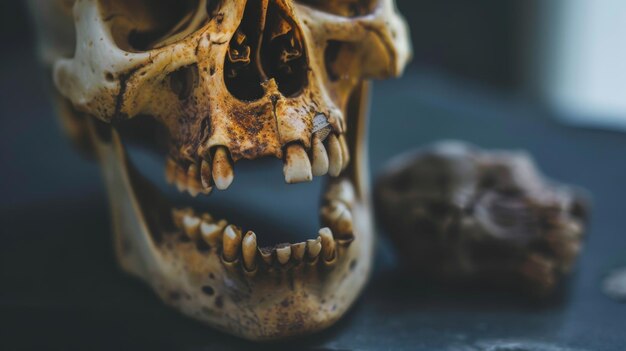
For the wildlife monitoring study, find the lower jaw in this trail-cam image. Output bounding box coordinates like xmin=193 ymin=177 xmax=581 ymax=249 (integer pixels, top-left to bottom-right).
xmin=89 ymin=121 xmax=374 ymax=341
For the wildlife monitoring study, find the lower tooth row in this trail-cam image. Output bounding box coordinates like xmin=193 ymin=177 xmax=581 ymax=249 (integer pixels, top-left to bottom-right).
xmin=172 ymin=209 xmax=340 ymax=270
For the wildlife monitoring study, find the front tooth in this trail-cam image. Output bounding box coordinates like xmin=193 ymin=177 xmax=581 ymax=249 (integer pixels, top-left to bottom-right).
xmin=291 ymin=242 xmax=306 ymax=262
xmin=311 ymin=135 xmax=329 ymax=176
xmin=283 ymin=144 xmax=312 ymax=183
xmin=186 ymin=164 xmax=202 ymax=197
xmin=182 ymin=214 xmax=201 ymax=240
xmin=327 ymin=134 xmax=343 ymax=177
xmin=222 ymin=224 xmax=242 ymax=262
xmin=338 ymin=134 xmax=350 ymax=171
xmin=319 ymin=227 xmax=336 ymax=261
xmin=212 ymin=147 xmax=234 ymax=190
xmin=200 ymin=219 xmax=227 ymax=246
xmin=242 ymin=231 xmax=257 ymax=272
xmin=306 ymin=237 xmax=322 ymax=260
xmin=200 ymin=159 xmax=213 ymax=193
xmin=165 ymin=158 xmax=177 ymax=184
xmin=276 ymin=244 xmax=292 ymax=265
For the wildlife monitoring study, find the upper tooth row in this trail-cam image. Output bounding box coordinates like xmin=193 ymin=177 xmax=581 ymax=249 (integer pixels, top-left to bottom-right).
xmin=172 ymin=209 xmax=340 ymax=270
xmin=165 ymin=134 xmax=350 ymax=196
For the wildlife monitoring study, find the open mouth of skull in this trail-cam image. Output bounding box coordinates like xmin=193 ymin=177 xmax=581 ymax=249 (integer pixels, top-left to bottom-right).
xmin=37 ymin=0 xmax=411 ymax=340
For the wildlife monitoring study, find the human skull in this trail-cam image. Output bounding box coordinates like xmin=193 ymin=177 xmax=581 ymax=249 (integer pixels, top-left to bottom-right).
xmin=375 ymin=142 xmax=588 ymax=298
xmin=28 ymin=0 xmax=410 ymax=340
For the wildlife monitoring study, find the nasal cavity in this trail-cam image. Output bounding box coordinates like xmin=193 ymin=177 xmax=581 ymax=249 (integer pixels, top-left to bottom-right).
xmin=224 ymin=0 xmax=308 ymax=101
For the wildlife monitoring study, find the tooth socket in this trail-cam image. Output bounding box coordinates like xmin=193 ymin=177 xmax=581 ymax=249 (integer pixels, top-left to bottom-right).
xmin=222 ymin=224 xmax=242 ymax=263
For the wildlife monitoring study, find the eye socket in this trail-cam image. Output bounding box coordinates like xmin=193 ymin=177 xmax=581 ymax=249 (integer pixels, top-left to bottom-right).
xmin=101 ymin=0 xmax=205 ymax=52
xmin=297 ymin=0 xmax=378 ymax=17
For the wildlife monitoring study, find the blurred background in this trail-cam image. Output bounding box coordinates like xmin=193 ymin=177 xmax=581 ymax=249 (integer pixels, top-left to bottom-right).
xmin=1 ymin=1 xmax=626 ymax=350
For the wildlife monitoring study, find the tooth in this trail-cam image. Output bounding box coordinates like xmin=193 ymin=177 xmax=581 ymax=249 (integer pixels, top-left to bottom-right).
xmin=258 ymin=247 xmax=273 ymax=265
xmin=311 ymin=135 xmax=329 ymax=176
xmin=200 ymin=219 xmax=227 ymax=246
xmin=200 ymin=159 xmax=213 ymax=193
xmin=175 ymin=165 xmax=187 ymax=192
xmin=338 ymin=134 xmax=350 ymax=171
xmin=307 ymin=237 xmax=322 ymax=259
xmin=325 ymin=179 xmax=355 ymax=207
xmin=276 ymin=244 xmax=292 ymax=265
xmin=212 ymin=147 xmax=234 ymax=190
xmin=291 ymin=242 xmax=306 ymax=262
xmin=283 ymin=144 xmax=312 ymax=183
xmin=165 ymin=158 xmax=177 ymax=184
xmin=182 ymin=214 xmax=201 ymax=240
xmin=242 ymin=231 xmax=257 ymax=272
xmin=319 ymin=227 xmax=336 ymax=261
xmin=327 ymin=134 xmax=343 ymax=177
xmin=172 ymin=208 xmax=193 ymax=228
xmin=222 ymin=224 xmax=242 ymax=262
xmin=186 ymin=164 xmax=202 ymax=197
xmin=321 ymin=200 xmax=353 ymax=235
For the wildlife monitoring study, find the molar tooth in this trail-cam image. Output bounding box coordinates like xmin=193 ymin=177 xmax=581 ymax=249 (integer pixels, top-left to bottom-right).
xmin=172 ymin=207 xmax=193 ymax=228
xmin=321 ymin=200 xmax=353 ymax=235
xmin=319 ymin=227 xmax=336 ymax=261
xmin=165 ymin=158 xmax=177 ymax=184
xmin=311 ymin=135 xmax=329 ymax=176
xmin=291 ymin=242 xmax=306 ymax=262
xmin=200 ymin=219 xmax=227 ymax=246
xmin=182 ymin=214 xmax=201 ymax=240
xmin=242 ymin=231 xmax=257 ymax=272
xmin=222 ymin=225 xmax=242 ymax=262
xmin=258 ymin=247 xmax=273 ymax=265
xmin=276 ymin=244 xmax=292 ymax=265
xmin=338 ymin=134 xmax=350 ymax=171
xmin=186 ymin=164 xmax=202 ymax=197
xmin=306 ymin=237 xmax=322 ymax=259
xmin=283 ymin=144 xmax=312 ymax=183
xmin=325 ymin=179 xmax=356 ymax=207
xmin=212 ymin=147 xmax=234 ymax=190
xmin=327 ymin=134 xmax=343 ymax=177
xmin=200 ymin=159 xmax=213 ymax=193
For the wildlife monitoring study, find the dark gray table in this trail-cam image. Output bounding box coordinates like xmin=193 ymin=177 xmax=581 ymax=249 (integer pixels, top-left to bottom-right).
xmin=2 ymin=48 xmax=625 ymax=350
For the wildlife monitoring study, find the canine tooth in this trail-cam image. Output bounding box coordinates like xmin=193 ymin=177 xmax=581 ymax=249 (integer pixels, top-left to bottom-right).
xmin=200 ymin=219 xmax=227 ymax=246
xmin=327 ymin=134 xmax=343 ymax=177
xmin=212 ymin=147 xmax=234 ymax=190
xmin=182 ymin=215 xmax=201 ymax=240
xmin=186 ymin=164 xmax=202 ymax=197
xmin=222 ymin=225 xmax=242 ymax=262
xmin=338 ymin=134 xmax=350 ymax=170
xmin=200 ymin=159 xmax=213 ymax=192
xmin=319 ymin=227 xmax=336 ymax=261
xmin=242 ymin=231 xmax=257 ymax=272
xmin=291 ymin=242 xmax=306 ymax=262
xmin=311 ymin=136 xmax=329 ymax=176
xmin=307 ymin=237 xmax=322 ymax=259
xmin=259 ymin=247 xmax=273 ymax=265
xmin=165 ymin=158 xmax=177 ymax=184
xmin=283 ymin=144 xmax=312 ymax=183
xmin=276 ymin=244 xmax=292 ymax=265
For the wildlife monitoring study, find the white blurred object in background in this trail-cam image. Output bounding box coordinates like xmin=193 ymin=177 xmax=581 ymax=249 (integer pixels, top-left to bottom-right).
xmin=530 ymin=0 xmax=626 ymax=130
